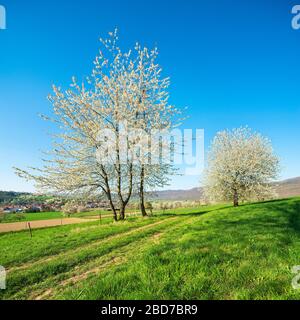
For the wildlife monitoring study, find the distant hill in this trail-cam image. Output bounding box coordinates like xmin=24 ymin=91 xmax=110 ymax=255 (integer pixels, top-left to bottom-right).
xmin=1 ymin=177 xmax=299 ymax=203
xmin=150 ymin=188 xmax=203 ymax=201
xmin=152 ymin=177 xmax=300 ymax=201
xmin=0 ymin=191 xmax=29 ymax=204
xmin=274 ymin=177 xmax=300 ymax=198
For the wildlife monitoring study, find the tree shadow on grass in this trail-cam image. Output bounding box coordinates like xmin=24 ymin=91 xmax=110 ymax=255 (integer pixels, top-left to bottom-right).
xmin=205 ymin=200 xmax=300 ymax=243
xmin=239 ymin=196 xmax=299 ymax=208
xmin=151 ymin=199 xmax=300 ymax=238
xmin=249 ymin=200 xmax=300 ymax=234
xmin=286 ymin=202 xmax=300 ymax=233
xmin=154 ymin=205 xmax=232 ymax=219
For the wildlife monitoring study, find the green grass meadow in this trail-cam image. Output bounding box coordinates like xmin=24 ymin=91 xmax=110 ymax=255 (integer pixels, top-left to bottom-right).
xmin=0 ymin=209 xmax=118 ymax=223
xmin=1 ymin=198 xmax=300 ymax=300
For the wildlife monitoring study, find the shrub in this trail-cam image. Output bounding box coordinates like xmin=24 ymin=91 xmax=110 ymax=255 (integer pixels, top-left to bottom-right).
xmin=25 ymin=207 xmax=41 ymax=213
xmin=145 ymin=202 xmax=153 ymax=215
xmin=61 ymin=201 xmax=78 ymax=216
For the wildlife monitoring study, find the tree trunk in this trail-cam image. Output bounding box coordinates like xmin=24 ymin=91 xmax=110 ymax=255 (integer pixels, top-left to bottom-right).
xmin=104 ymin=190 xmax=117 ymax=221
xmin=110 ymin=202 xmax=118 ymax=221
xmin=119 ymin=204 xmax=125 ymax=220
xmin=139 ymin=165 xmax=148 ymax=217
xmin=233 ymin=190 xmax=239 ymax=207
xmin=100 ymin=166 xmax=118 ymax=221
xmin=106 ymin=191 xmax=117 ymax=221
xmin=117 ymin=163 xmax=133 ymax=221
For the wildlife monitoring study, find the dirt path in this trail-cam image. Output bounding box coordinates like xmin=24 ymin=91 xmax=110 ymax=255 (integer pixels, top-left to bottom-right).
xmin=0 ymin=217 xmax=98 ymax=233
xmin=8 ymin=217 xmax=178 ymax=274
xmin=6 ymin=215 xmax=190 ymax=300
xmin=33 ymin=216 xmax=192 ymax=300
xmin=0 ymin=212 xmax=144 ymax=234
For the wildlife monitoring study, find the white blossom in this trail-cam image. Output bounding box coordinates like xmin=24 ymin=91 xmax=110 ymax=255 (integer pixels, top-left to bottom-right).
xmin=203 ymin=127 xmax=280 ymax=206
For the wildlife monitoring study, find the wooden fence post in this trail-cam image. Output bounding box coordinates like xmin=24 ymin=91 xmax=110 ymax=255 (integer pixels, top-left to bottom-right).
xmin=28 ymin=222 xmax=32 ymax=238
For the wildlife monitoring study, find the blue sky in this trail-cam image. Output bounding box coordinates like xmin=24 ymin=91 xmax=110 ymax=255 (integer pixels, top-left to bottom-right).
xmin=0 ymin=0 xmax=299 ymax=192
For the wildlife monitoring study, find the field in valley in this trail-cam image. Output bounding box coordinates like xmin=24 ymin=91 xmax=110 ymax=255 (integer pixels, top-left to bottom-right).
xmin=1 ymin=198 xmax=300 ymax=300
xmin=0 ymin=209 xmax=118 ymax=224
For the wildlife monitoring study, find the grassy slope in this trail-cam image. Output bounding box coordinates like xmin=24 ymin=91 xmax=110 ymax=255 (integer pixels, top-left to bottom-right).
xmin=1 ymin=198 xmax=300 ymax=300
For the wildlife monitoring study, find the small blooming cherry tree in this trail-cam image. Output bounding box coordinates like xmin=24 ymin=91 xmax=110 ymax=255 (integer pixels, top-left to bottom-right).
xmin=203 ymin=127 xmax=280 ymax=206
